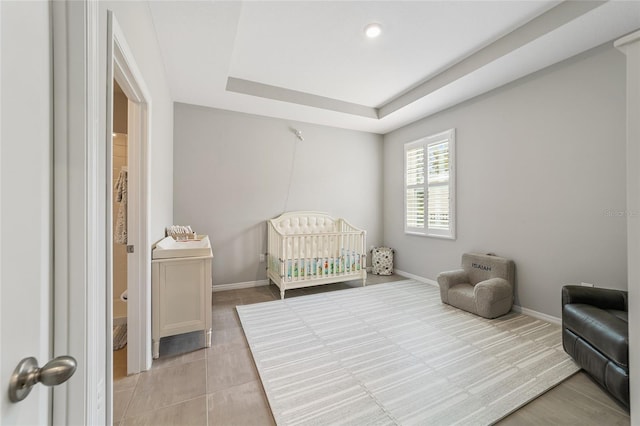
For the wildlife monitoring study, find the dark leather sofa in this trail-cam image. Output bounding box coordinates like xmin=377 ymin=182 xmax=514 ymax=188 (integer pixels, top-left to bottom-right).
xmin=562 ymin=285 xmax=629 ymax=409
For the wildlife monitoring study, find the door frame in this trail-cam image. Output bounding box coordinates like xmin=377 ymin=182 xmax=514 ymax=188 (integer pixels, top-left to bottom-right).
xmin=615 ymin=29 xmax=640 ymax=423
xmin=106 ymin=11 xmax=153 ymax=378
xmin=52 ymin=0 xmax=104 ymax=424
xmin=51 ymin=2 xmax=152 ymax=424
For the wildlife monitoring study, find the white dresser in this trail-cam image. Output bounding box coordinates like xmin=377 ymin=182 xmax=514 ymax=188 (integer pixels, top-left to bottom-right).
xmin=151 ymin=235 xmax=213 ymax=359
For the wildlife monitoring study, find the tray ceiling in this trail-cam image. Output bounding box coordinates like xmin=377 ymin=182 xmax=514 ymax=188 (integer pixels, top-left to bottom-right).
xmin=149 ymin=1 xmax=640 ymax=134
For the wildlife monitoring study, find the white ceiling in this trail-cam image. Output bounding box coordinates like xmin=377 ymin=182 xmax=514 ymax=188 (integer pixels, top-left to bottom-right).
xmin=148 ymin=1 xmax=640 ymax=134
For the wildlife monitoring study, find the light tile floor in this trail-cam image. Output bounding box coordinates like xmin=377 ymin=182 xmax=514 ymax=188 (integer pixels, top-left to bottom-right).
xmin=113 ymin=274 xmax=630 ymax=425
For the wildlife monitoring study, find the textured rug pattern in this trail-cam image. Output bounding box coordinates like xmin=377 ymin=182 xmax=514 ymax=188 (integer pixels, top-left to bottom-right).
xmin=237 ymin=280 xmax=579 ymax=426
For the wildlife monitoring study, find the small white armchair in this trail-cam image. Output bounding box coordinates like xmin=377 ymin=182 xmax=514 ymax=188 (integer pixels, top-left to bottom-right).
xmin=437 ymin=253 xmax=515 ymax=319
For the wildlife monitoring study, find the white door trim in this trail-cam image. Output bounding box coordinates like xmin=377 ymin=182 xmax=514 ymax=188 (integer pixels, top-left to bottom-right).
xmin=615 ymin=29 xmax=640 ymax=424
xmin=107 ymin=12 xmax=153 ymax=376
xmin=52 ymin=0 xmax=104 ymax=424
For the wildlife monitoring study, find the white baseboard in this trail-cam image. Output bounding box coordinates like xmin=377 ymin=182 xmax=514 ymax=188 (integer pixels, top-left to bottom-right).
xmin=394 ymin=269 xmax=561 ymax=324
xmin=211 ymin=272 xmax=561 ymax=324
xmin=512 ymin=305 xmax=561 ymax=325
xmin=212 ymin=279 xmax=270 ymax=292
xmin=394 ymin=269 xmax=438 ymax=287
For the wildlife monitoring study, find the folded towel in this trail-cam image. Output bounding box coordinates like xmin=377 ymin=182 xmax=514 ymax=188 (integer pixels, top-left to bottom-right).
xmin=166 ymin=225 xmax=195 ymax=240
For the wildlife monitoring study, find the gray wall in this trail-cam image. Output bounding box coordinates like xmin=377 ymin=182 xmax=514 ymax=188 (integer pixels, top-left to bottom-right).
xmin=174 ymin=104 xmax=384 ymax=286
xmin=383 ymin=45 xmax=628 ymax=318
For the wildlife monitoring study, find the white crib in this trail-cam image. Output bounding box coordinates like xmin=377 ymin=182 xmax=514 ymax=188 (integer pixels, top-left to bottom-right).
xmin=267 ymin=211 xmax=367 ymax=299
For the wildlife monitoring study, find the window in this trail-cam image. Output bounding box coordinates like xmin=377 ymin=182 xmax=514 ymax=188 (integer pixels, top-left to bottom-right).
xmin=404 ymin=129 xmax=456 ymax=239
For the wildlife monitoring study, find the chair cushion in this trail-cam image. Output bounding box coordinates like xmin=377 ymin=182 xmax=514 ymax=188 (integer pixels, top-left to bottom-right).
xmin=563 ymin=303 xmax=628 ymax=368
xmin=447 ymin=283 xmax=476 ymax=314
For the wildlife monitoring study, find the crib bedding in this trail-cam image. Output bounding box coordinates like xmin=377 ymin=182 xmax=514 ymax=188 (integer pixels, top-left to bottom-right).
xmin=283 ymin=251 xmax=363 ymax=280
xmin=267 ymin=211 xmax=367 ymax=298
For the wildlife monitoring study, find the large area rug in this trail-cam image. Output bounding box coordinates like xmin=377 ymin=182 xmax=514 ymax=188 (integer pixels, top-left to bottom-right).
xmin=236 ymin=280 xmax=579 ymax=425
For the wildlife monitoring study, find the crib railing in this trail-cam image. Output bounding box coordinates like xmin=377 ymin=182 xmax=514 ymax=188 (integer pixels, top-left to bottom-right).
xmin=268 ymin=219 xmax=366 ymax=283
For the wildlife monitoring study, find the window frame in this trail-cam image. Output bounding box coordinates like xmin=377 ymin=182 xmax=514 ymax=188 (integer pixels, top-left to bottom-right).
xmin=404 ymin=129 xmax=456 ymax=240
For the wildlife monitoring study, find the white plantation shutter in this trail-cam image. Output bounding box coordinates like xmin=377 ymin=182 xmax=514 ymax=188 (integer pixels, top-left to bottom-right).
xmin=406 ymin=188 xmax=424 ymax=229
xmin=405 ymin=146 xmax=424 ymax=229
xmin=404 ymin=129 xmax=456 ymax=239
xmin=427 ymin=139 xmax=449 ymax=230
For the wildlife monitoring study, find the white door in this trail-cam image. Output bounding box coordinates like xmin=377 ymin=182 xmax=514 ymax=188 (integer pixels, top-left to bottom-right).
xmin=0 ymin=1 xmax=57 ymax=424
xmin=1 ymin=1 xmax=105 ymax=424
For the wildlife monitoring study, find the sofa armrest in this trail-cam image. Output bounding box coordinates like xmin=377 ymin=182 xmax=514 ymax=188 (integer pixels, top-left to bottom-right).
xmin=437 ymin=269 xmax=468 ymax=304
xmin=562 ymin=285 xmax=627 ymax=311
xmin=475 ymin=277 xmax=512 ymax=303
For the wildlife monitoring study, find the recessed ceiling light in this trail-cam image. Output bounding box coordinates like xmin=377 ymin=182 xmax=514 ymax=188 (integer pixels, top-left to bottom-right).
xmin=364 ymin=23 xmax=382 ymax=39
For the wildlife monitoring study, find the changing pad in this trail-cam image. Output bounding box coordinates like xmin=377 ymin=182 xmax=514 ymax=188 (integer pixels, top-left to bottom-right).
xmin=152 ymin=235 xmax=212 ymax=259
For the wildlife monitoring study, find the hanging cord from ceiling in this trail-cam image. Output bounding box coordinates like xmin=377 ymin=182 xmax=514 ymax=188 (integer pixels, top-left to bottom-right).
xmin=282 ymin=128 xmax=304 ymax=213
